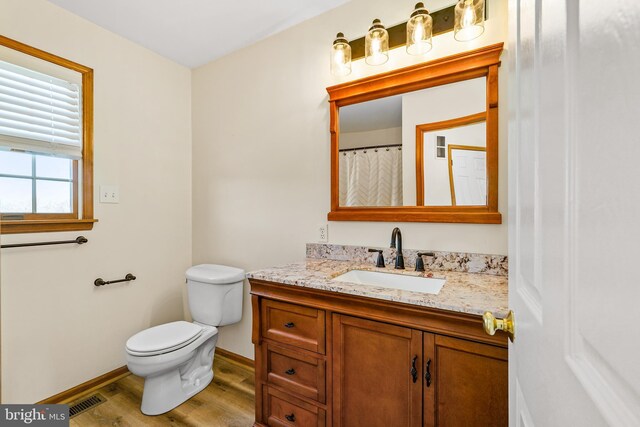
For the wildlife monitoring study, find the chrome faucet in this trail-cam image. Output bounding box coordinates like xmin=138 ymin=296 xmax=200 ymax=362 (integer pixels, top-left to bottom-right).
xmin=390 ymin=227 xmax=405 ymax=269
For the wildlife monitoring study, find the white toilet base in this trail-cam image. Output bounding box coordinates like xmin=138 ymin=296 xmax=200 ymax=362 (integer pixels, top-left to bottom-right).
xmin=140 ymin=364 xmax=213 ymax=415
xmin=128 ymin=330 xmax=219 ymax=415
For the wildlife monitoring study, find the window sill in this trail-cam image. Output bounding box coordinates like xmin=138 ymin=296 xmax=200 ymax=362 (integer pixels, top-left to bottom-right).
xmin=1 ymin=218 xmax=98 ymax=234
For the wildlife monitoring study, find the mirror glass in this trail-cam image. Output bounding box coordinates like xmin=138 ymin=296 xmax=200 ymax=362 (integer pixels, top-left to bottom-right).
xmin=338 ymin=77 xmax=486 ymax=207
xmin=419 ymin=119 xmax=486 ymax=206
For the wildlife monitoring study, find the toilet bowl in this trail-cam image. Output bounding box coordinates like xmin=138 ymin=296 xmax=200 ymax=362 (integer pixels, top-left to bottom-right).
xmin=125 ymin=264 xmax=244 ymax=415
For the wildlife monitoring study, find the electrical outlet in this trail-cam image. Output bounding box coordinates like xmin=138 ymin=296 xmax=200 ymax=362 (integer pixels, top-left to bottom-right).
xmin=318 ymin=223 xmax=329 ymax=243
xmin=100 ymin=185 xmax=120 ymax=203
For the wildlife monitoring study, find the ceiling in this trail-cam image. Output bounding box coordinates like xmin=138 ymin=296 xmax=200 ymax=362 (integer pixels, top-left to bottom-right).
xmin=340 ymin=95 xmax=402 ymax=133
xmin=46 ymin=0 xmax=349 ymax=68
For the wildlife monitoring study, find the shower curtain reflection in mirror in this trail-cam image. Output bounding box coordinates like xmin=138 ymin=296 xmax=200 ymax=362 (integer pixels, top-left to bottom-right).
xmin=339 ymin=146 xmax=403 ymax=207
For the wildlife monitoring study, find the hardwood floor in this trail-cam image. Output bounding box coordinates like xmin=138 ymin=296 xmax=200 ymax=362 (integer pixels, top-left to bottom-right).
xmin=69 ymin=354 xmax=255 ymax=426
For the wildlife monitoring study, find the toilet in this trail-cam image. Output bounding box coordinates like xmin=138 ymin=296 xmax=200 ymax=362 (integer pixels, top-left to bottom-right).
xmin=125 ymin=264 xmax=244 ymax=415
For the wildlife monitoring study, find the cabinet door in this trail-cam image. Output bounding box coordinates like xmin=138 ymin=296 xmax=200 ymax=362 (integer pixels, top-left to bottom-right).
xmin=430 ymin=335 xmax=508 ymax=427
xmin=332 ymin=314 xmax=422 ymax=427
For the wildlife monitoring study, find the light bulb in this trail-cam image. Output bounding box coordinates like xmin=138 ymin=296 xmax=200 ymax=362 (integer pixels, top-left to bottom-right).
xmin=462 ymin=3 xmax=475 ymax=27
xmin=413 ymin=20 xmax=424 ymax=44
xmin=371 ymin=37 xmax=381 ymax=54
xmin=365 ymin=19 xmax=389 ymax=66
xmin=454 ymin=0 xmax=485 ymax=42
xmin=330 ymin=32 xmax=351 ymax=76
xmin=406 ymin=3 xmax=433 ymax=55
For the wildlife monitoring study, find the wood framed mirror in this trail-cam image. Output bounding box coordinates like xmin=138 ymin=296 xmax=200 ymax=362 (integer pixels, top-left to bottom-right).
xmin=327 ymin=43 xmax=503 ymax=223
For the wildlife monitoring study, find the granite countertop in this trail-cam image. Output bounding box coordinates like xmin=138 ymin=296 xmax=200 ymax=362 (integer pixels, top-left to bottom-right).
xmin=247 ymin=258 xmax=508 ymax=318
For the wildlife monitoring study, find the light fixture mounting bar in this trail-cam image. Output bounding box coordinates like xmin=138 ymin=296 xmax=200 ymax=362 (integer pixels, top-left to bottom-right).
xmin=349 ymin=3 xmax=488 ymax=61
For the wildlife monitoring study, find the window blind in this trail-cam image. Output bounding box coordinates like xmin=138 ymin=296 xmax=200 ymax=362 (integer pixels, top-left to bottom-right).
xmin=0 ymin=60 xmax=82 ymax=159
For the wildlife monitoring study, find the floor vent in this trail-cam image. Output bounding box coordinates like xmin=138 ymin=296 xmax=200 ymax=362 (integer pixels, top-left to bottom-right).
xmin=69 ymin=393 xmax=107 ymax=418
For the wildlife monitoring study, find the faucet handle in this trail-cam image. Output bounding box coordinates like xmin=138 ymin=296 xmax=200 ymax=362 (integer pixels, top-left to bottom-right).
xmin=415 ymin=252 xmax=435 ymax=272
xmin=368 ymin=248 xmax=385 ymax=268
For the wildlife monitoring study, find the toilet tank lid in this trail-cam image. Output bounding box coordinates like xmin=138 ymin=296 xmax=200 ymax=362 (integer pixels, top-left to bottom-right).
xmin=186 ymin=264 xmax=245 ymax=285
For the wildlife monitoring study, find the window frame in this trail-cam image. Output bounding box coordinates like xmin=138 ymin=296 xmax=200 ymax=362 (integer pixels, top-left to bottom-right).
xmin=0 ymin=35 xmax=95 ymax=234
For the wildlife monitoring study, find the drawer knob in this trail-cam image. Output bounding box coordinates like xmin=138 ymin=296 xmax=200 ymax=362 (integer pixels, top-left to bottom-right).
xmin=284 ymin=322 xmax=295 ymax=328
xmin=285 ymin=368 xmax=296 ymax=375
xmin=285 ymin=413 xmax=296 ymax=422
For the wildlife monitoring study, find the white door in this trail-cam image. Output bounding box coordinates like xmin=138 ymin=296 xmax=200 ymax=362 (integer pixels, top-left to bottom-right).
xmin=450 ymin=147 xmax=486 ymax=205
xmin=509 ymin=0 xmax=640 ymax=426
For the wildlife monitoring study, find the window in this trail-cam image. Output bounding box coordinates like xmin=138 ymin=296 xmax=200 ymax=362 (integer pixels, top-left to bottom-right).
xmin=0 ymin=36 xmax=94 ymax=233
xmin=0 ymin=152 xmax=76 ymax=215
xmin=436 ymin=135 xmax=446 ymax=159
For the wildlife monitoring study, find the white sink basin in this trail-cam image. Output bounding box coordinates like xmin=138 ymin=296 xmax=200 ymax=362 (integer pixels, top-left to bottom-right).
xmin=331 ymin=270 xmax=445 ymax=295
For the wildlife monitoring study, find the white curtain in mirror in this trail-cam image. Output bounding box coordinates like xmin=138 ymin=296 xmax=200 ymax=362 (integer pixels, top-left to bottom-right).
xmin=339 ymin=148 xmax=402 ymax=206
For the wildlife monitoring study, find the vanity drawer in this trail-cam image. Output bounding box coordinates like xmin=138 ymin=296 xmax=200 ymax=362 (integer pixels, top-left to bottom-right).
xmin=264 ymin=386 xmax=326 ymax=427
xmin=265 ymin=344 xmax=326 ymax=403
xmin=262 ymin=300 xmax=325 ymax=354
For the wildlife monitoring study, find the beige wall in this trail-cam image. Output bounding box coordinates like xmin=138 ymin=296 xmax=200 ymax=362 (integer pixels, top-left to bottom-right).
xmin=0 ymin=0 xmax=192 ymax=403
xmin=340 ymin=127 xmax=401 ymax=150
xmin=193 ymin=0 xmax=508 ymax=359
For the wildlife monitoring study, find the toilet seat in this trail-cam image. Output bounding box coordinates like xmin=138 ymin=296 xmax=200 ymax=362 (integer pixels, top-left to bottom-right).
xmin=126 ymin=321 xmax=203 ymax=356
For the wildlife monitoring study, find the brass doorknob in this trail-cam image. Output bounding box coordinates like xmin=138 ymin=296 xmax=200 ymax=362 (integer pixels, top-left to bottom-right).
xmin=482 ymin=310 xmax=515 ymax=342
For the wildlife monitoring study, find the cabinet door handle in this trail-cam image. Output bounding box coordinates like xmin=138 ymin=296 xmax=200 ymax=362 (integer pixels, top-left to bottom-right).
xmin=410 ymin=355 xmax=418 ymax=383
xmin=285 ymin=368 xmax=296 ymax=375
xmin=285 ymin=413 xmax=295 ymax=422
xmin=425 ymin=358 xmax=432 ymax=387
xmin=284 ymin=322 xmax=295 ymax=328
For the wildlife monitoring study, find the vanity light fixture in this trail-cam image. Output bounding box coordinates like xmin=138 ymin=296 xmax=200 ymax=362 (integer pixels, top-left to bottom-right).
xmin=406 ymin=2 xmax=433 ymax=55
xmin=365 ymin=19 xmax=389 ymax=66
xmin=330 ymin=32 xmax=352 ymax=76
xmin=330 ymin=2 xmax=488 ymax=75
xmin=454 ymin=0 xmax=485 ymax=41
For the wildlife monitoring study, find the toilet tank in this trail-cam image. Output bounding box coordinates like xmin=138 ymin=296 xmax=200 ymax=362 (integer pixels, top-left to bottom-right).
xmin=186 ymin=264 xmax=245 ymax=327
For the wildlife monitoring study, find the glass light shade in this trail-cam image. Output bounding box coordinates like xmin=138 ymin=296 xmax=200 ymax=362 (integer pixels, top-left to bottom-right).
xmin=330 ymin=33 xmax=352 ymax=76
xmin=406 ymin=2 xmax=433 ymax=55
xmin=365 ymin=19 xmax=389 ymax=66
xmin=454 ymin=0 xmax=485 ymax=41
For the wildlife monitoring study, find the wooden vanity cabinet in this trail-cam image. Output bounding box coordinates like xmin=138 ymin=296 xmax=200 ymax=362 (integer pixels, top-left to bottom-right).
xmin=333 ymin=314 xmax=507 ymax=427
xmin=250 ymin=279 xmax=508 ymax=427
xmin=431 ymin=334 xmax=508 ymax=426
xmin=332 ymin=314 xmax=424 ymax=427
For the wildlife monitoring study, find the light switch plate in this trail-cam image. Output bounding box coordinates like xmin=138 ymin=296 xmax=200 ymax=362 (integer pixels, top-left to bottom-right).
xmin=100 ymin=185 xmax=119 ymax=203
xmin=318 ymin=223 xmax=329 ymax=243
